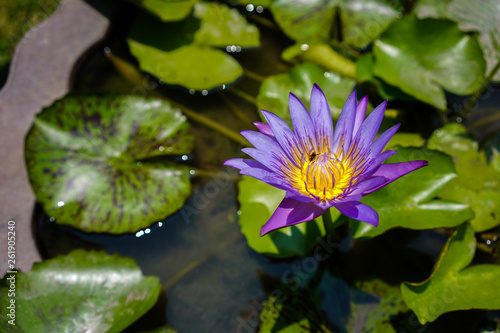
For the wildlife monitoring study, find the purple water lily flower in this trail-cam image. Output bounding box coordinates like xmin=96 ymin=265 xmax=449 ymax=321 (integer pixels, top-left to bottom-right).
xmin=224 ymin=84 xmax=428 ymax=236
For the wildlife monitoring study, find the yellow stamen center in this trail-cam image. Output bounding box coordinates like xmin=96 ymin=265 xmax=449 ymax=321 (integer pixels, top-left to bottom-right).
xmin=282 ymin=139 xmax=364 ymax=202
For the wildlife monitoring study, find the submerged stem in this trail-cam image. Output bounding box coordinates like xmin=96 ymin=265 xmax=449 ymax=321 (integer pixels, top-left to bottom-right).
xmin=106 ymin=50 xmax=250 ymax=147
xmin=460 ymin=58 xmax=500 ymax=117
xmin=167 ymin=99 xmax=250 ymax=146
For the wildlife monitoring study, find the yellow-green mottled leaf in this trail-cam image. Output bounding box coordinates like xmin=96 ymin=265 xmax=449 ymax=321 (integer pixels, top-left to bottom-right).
xmin=427 ymin=123 xmax=500 ymax=231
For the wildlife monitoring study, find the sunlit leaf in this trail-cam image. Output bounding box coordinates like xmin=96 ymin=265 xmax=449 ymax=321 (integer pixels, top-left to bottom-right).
xmin=427 ymin=123 xmax=500 ymax=231
xmin=339 ymin=0 xmax=403 ymax=49
xmin=193 ymin=2 xmax=259 ymax=47
xmin=384 ymin=133 xmax=425 ymax=150
xmin=415 ymin=0 xmax=500 ymax=82
xmin=126 ymin=0 xmax=196 ymax=21
xmin=270 ymin=0 xmax=337 ymax=43
xmin=0 ymin=249 xmax=161 ymax=332
xmin=373 ymin=14 xmax=486 ymax=109
xmin=238 ymin=175 xmax=330 ymax=258
xmin=25 ymin=94 xmax=194 ymax=234
xmin=401 ymin=223 xmax=500 ymax=324
xmin=350 ymin=146 xmax=474 ymax=238
xmin=356 ymin=53 xmax=417 ymax=101
xmin=127 ymin=3 xmax=259 ymax=90
xmin=257 ymin=63 xmax=356 ymax=126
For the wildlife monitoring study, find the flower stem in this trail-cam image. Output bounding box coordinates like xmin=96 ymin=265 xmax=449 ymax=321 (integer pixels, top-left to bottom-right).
xmin=105 ymin=50 xmax=250 ymax=147
xmin=322 ymin=208 xmax=344 ymax=236
xmin=168 ymin=99 xmax=250 ymax=147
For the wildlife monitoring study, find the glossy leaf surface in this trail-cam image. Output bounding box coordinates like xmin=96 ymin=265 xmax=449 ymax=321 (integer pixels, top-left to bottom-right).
xmin=373 ymin=15 xmax=485 ymax=109
xmin=401 ymin=223 xmax=500 ymax=324
xmin=0 ymin=250 xmax=161 ymax=332
xmin=350 ymin=147 xmax=474 ymax=238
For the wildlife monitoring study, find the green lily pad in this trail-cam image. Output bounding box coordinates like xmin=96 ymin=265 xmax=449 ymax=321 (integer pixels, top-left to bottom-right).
xmin=415 ymin=0 xmax=500 ymax=82
xmin=126 ymin=0 xmax=196 ymax=21
xmin=373 ymin=14 xmax=486 ymax=110
xmin=238 ymin=175 xmax=331 ymax=258
xmin=427 ymin=123 xmax=500 ymax=232
xmin=0 ymin=249 xmax=161 ymax=332
xmin=127 ymin=3 xmax=259 ymax=90
xmin=356 ymin=53 xmax=417 ymax=101
xmin=339 ymin=0 xmax=403 ymax=49
xmin=384 ymin=133 xmax=425 ymax=150
xmin=350 ymin=146 xmax=474 ymax=238
xmin=401 ymin=223 xmax=500 ymax=324
xmin=257 ymin=62 xmax=356 ymax=127
xmin=192 ymin=2 xmax=259 ymax=47
xmin=25 ymin=94 xmax=194 ymax=234
xmin=270 ymin=0 xmax=337 ymax=43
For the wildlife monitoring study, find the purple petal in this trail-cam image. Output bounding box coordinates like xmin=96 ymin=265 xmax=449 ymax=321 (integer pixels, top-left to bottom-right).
xmin=241 ymin=148 xmax=282 ymax=173
xmin=356 ymin=100 xmax=387 ymax=151
xmin=353 ymin=95 xmax=368 ymax=137
xmin=223 ymin=158 xmax=269 ymax=171
xmin=261 ymin=110 xmax=299 ymax=160
xmin=368 ymin=123 xmax=400 ymax=160
xmin=362 ymin=150 xmax=398 ymax=177
xmin=289 ymin=93 xmax=316 ymax=148
xmin=240 ymin=166 xmax=292 ymax=192
xmin=285 ymin=191 xmax=316 ymax=203
xmin=310 ymin=84 xmax=334 ymax=147
xmin=253 ymin=121 xmax=274 ymax=137
xmin=363 ymin=160 xmax=429 ymax=195
xmin=349 ymin=176 xmax=388 ymax=196
xmin=260 ymin=198 xmax=326 ymax=235
xmin=335 ymin=201 xmax=378 ymax=226
xmin=332 ymin=90 xmax=357 ymax=152
xmin=241 ymin=130 xmax=282 ymax=153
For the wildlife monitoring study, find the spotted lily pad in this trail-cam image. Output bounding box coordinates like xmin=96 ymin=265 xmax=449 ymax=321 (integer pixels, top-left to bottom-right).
xmin=238 ymin=175 xmax=330 ymax=258
xmin=25 ymin=94 xmax=194 ymax=234
xmin=373 ymin=14 xmax=486 ymax=109
xmin=401 ymin=223 xmax=500 ymax=324
xmin=427 ymin=123 xmax=500 ymax=232
xmin=257 ymin=63 xmax=356 ymax=127
xmin=127 ymin=2 xmax=259 ymax=90
xmin=350 ymin=146 xmax=474 ymax=238
xmin=0 ymin=249 xmax=161 ymax=332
